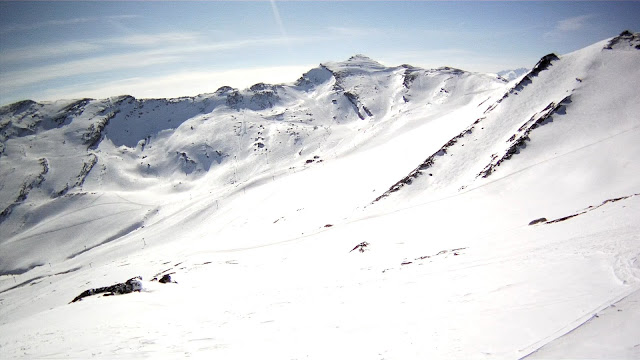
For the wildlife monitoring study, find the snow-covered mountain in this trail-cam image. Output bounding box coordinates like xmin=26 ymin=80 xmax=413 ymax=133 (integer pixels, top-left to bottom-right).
xmin=1 ymin=31 xmax=639 ymax=359
xmin=497 ymin=67 xmax=529 ymax=81
xmin=0 ymin=54 xmax=507 ymax=274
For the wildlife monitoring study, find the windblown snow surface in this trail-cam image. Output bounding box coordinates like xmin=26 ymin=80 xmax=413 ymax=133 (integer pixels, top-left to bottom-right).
xmin=1 ymin=32 xmax=639 ymax=359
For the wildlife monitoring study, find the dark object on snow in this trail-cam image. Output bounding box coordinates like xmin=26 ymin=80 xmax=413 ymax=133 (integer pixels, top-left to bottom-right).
xmin=151 ymin=270 xmax=176 ymax=282
xmin=528 ymin=217 xmax=548 ymax=226
xmin=70 ymin=276 xmax=142 ymax=303
xmin=158 ymin=274 xmax=176 ymax=283
xmin=324 ymin=224 xmax=333 ymax=228
xmin=350 ymin=241 xmax=369 ymax=253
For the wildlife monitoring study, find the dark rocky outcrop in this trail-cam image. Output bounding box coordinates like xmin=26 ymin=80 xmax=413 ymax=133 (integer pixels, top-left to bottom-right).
xmin=528 ymin=217 xmax=547 ymax=226
xmin=603 ymin=30 xmax=640 ymax=50
xmin=70 ymin=276 xmax=143 ymax=303
xmin=350 ymin=242 xmax=369 ymax=253
xmin=83 ymin=111 xmax=118 ymax=149
xmin=0 ymin=101 xmax=42 ymax=149
xmin=401 ymin=65 xmax=420 ymax=89
xmin=215 ymin=86 xmax=234 ymax=95
xmin=249 ymin=90 xmax=278 ymax=110
xmin=0 ymin=158 xmax=49 ymax=223
xmin=0 ymin=100 xmax=37 ymax=117
xmin=249 ymin=83 xmax=271 ymax=92
xmin=545 ymin=193 xmax=640 ymax=225
xmin=158 ymin=274 xmax=176 ymax=284
xmin=226 ymin=90 xmax=244 ymax=108
xmin=344 ymin=92 xmax=366 ymax=120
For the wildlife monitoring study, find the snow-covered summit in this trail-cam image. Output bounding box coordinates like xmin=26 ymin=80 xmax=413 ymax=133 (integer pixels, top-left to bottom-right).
xmin=322 ymin=53 xmax=387 ymax=73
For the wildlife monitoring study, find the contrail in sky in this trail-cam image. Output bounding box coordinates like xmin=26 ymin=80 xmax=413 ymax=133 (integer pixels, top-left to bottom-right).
xmin=269 ymin=0 xmax=294 ymax=56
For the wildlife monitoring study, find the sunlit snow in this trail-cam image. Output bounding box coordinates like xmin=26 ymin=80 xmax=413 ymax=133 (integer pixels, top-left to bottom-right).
xmin=1 ymin=32 xmax=639 ymax=359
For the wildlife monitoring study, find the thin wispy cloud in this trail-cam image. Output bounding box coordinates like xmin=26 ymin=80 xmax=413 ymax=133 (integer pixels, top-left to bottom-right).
xmin=327 ymin=26 xmax=383 ymax=37
xmin=269 ymin=0 xmax=295 ymax=58
xmin=2 ymin=52 xmax=183 ymax=89
xmin=1 ymin=17 xmax=93 ymax=34
xmin=1 ymin=35 xmax=316 ymax=89
xmin=269 ymin=0 xmax=287 ymax=40
xmin=544 ymin=14 xmax=596 ymax=40
xmin=0 ymin=32 xmax=202 ymax=64
xmin=105 ymin=32 xmax=201 ymax=47
xmin=556 ymin=14 xmax=595 ymax=32
xmin=0 ymin=41 xmax=102 ymax=63
xmin=32 ymin=65 xmax=312 ymax=102
xmin=0 ymin=15 xmax=140 ymax=35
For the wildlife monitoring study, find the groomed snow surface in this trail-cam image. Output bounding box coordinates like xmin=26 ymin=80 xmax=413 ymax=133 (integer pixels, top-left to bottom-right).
xmin=1 ymin=32 xmax=639 ymax=358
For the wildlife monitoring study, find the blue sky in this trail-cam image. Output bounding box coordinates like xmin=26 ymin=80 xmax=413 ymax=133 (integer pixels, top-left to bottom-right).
xmin=1 ymin=1 xmax=639 ymax=106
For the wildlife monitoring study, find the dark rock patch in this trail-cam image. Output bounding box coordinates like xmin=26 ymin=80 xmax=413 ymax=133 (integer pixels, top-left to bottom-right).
xmin=0 ymin=158 xmax=48 ymax=223
xmin=226 ymin=91 xmax=243 ymax=108
xmin=214 ymin=86 xmax=234 ymax=96
xmin=603 ymin=30 xmax=640 ymax=50
xmin=70 ymin=276 xmax=143 ymax=303
xmin=528 ymin=217 xmax=547 ymax=226
xmin=83 ymin=111 xmax=118 ymax=149
xmin=545 ymin=193 xmax=640 ymax=225
xmin=344 ymin=92 xmax=366 ymax=120
xmin=158 ymin=274 xmax=176 ymax=284
xmin=402 ymin=66 xmax=420 ymax=89
xmin=350 ymin=242 xmax=369 ymax=253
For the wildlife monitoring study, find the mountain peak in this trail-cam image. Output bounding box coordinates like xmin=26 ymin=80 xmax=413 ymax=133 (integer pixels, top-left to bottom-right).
xmin=344 ymin=54 xmax=384 ymax=67
xmin=322 ymin=54 xmax=387 ymax=76
xmin=604 ymin=29 xmax=640 ymax=50
xmin=347 ymin=54 xmax=375 ymax=62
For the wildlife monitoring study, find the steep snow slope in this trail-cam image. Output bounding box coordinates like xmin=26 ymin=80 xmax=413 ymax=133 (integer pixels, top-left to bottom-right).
xmin=373 ymin=33 xmax=640 ymax=214
xmin=0 ymin=32 xmax=639 ymax=359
